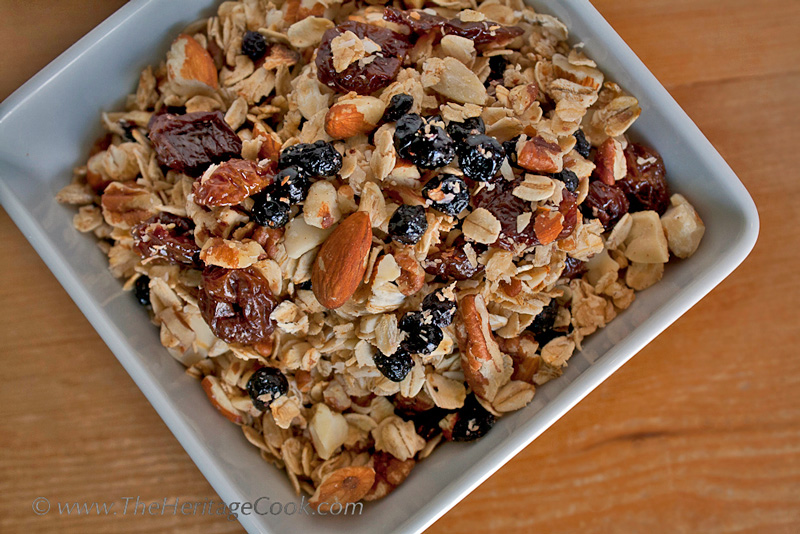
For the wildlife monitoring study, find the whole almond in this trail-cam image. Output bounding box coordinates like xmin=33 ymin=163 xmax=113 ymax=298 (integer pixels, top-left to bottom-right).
xmin=312 ymin=211 xmax=372 ymax=309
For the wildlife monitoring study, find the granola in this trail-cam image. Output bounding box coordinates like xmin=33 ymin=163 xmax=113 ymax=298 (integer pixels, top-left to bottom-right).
xmin=57 ymin=0 xmax=705 ymax=508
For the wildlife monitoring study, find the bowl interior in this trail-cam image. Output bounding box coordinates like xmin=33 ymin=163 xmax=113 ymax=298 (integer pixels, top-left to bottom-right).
xmin=0 ymin=1 xmax=758 ymax=533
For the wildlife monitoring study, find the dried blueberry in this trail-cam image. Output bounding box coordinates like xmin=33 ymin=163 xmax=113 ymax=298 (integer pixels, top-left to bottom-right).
xmin=279 ymin=140 xmax=342 ymax=177
xmin=502 ymin=135 xmax=521 ymax=168
xmin=422 ymin=288 xmax=457 ymax=327
xmin=394 ymin=114 xmax=455 ymax=170
xmin=252 ymin=196 xmax=291 ymax=228
xmin=388 ymin=204 xmax=428 ymax=245
xmin=134 ymin=276 xmax=151 ymax=307
xmin=272 ymin=167 xmax=310 ymax=205
xmin=374 ymin=348 xmax=415 ymax=382
xmin=448 ymin=394 xmax=495 ymax=442
xmin=242 ymin=31 xmax=268 ymax=62
xmin=458 ymin=134 xmax=505 ymax=182
xmin=383 ymin=93 xmax=414 ymax=122
xmin=446 ymin=117 xmax=485 ymax=144
xmin=247 ymin=367 xmax=288 ymax=410
xmin=527 ymin=299 xmax=559 ymax=343
xmin=401 ymin=323 xmax=444 ymax=355
xmin=422 ymin=173 xmax=469 ymax=217
xmin=573 ymin=129 xmax=591 ymax=159
xmin=488 ymin=55 xmax=508 ymax=83
xmin=552 ymin=168 xmax=579 ymax=192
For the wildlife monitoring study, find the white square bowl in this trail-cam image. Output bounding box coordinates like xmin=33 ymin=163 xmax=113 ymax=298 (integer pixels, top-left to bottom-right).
xmin=0 ymin=1 xmax=758 ymax=532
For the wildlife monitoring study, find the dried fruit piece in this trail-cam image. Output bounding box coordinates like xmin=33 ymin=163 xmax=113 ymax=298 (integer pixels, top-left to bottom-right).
xmin=388 ymin=204 xmax=428 ymax=245
xmin=133 ymin=275 xmax=151 ymax=307
xmin=394 ymin=114 xmax=456 ymax=170
xmin=311 ymin=211 xmax=373 ymax=309
xmin=458 ymin=134 xmax=505 ymax=183
xmin=422 ymin=173 xmax=469 ymax=216
xmin=374 ymin=348 xmax=414 ymax=382
xmin=198 ymin=266 xmax=277 ymax=344
xmin=309 ymin=466 xmax=376 ymax=508
xmin=279 ymin=140 xmax=342 ymax=178
xmin=383 ymin=93 xmax=414 ymax=123
xmin=472 ymin=176 xmax=538 ymax=250
xmin=447 ymin=117 xmax=485 ymax=143
xmin=581 ymin=180 xmax=629 ymax=230
xmin=401 ymin=323 xmax=443 ymax=355
xmin=247 ymin=367 xmax=288 ymax=410
xmin=424 ymin=238 xmax=484 ymax=281
xmin=384 ymin=7 xmax=523 ymax=48
xmin=149 ymin=111 xmax=242 ymax=176
xmin=573 ymin=129 xmax=591 ymax=158
xmin=440 ymin=393 xmax=496 ymax=442
xmin=316 ymin=22 xmax=410 ymax=95
xmin=618 ymin=143 xmax=670 ymax=215
xmin=193 ymin=159 xmax=276 ymax=207
xmin=422 ymin=287 xmax=457 ymax=327
xmin=241 ymin=30 xmax=268 ymax=61
xmin=251 ymin=196 xmax=291 ymax=229
xmin=132 ymin=213 xmax=199 ymax=265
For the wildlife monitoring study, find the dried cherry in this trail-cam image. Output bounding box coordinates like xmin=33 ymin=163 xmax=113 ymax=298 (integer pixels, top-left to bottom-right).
xmin=316 ymin=21 xmax=411 ymax=95
xmin=384 ymin=7 xmax=524 ymax=48
xmin=617 ymin=143 xmax=670 ymax=215
xmin=198 ymin=266 xmax=277 ymax=345
xmin=148 ymin=111 xmax=242 ymax=176
xmin=472 ymin=176 xmax=538 ymax=250
xmin=193 ymin=159 xmax=276 ymax=207
xmin=132 ymin=213 xmax=200 ymax=266
xmin=581 ymin=181 xmax=629 ymax=230
xmin=424 ymin=237 xmax=485 ymax=281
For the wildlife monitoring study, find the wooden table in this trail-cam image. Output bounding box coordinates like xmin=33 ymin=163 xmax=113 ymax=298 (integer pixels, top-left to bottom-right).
xmin=1 ymin=1 xmax=799 ymax=532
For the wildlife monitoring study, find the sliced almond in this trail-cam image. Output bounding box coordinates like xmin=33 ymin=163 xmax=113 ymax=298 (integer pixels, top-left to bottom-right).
xmin=166 ymin=34 xmax=218 ymax=95
xmin=534 ymin=208 xmax=564 ymax=245
xmin=201 ymin=376 xmax=243 ymax=424
xmin=325 ymin=96 xmax=385 ymax=139
xmin=312 ymin=211 xmax=373 ymax=309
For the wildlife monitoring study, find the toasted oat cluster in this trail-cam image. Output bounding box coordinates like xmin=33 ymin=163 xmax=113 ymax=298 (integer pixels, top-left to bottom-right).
xmin=57 ymin=0 xmax=705 ymax=507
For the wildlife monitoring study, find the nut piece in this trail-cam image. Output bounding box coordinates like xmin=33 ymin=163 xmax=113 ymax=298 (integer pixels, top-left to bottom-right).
xmin=309 ymin=466 xmax=376 ymax=509
xmin=200 ymin=238 xmax=265 ymax=269
xmin=660 ymin=194 xmax=705 ymax=258
xmin=534 ymin=209 xmax=564 ymax=245
xmin=312 ymin=211 xmax=373 ymax=309
xmin=309 ymin=403 xmax=349 ymax=460
xmin=303 ymin=180 xmax=341 ymax=229
xmin=518 ymin=136 xmax=563 ymax=173
xmin=325 ymin=96 xmax=386 ymax=139
xmin=593 ymin=137 xmax=626 ymax=185
xmin=100 ymin=181 xmax=157 ymax=229
xmin=201 ymin=376 xmax=243 ymax=424
xmin=166 ymin=34 xmax=218 ymax=95
xmin=623 ymin=210 xmax=670 ymax=264
xmin=462 ymin=207 xmax=501 ymax=244
xmin=455 ymin=294 xmax=513 ymax=402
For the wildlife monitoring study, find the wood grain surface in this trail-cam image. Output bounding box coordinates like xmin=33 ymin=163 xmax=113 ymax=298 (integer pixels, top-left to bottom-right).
xmin=1 ymin=1 xmax=799 ymax=532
